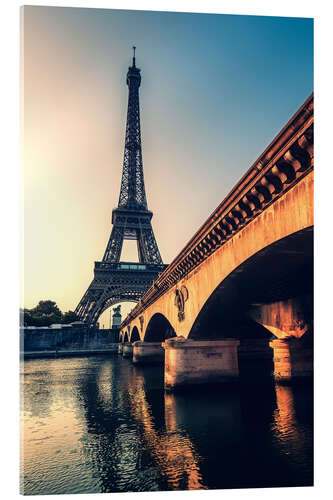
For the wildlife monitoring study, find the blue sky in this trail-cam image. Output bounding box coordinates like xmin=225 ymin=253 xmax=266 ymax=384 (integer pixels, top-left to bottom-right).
xmin=23 ymin=6 xmax=313 ymax=318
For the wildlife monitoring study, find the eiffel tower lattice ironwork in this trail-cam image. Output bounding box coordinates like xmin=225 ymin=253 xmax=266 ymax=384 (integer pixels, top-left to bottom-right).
xmin=75 ymin=48 xmax=167 ymax=326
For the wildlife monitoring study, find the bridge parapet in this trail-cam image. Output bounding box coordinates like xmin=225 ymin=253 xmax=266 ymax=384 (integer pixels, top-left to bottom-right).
xmin=121 ymin=93 xmax=313 ymax=329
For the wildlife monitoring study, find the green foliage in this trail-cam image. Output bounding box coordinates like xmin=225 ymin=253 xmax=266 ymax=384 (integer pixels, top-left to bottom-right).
xmin=62 ymin=310 xmax=79 ymax=324
xmin=34 ymin=300 xmax=61 ymax=316
xmin=22 ymin=301 xmax=79 ymax=327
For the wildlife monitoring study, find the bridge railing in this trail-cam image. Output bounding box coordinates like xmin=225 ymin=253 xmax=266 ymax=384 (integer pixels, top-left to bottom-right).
xmin=121 ymin=93 xmax=314 ymax=328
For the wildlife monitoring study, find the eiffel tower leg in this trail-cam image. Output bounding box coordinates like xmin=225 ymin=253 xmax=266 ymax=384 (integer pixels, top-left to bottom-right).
xmin=75 ymin=282 xmax=110 ymax=325
xmin=75 ymin=275 xmax=145 ymax=326
xmin=75 ymin=280 xmax=104 ymax=324
xmin=87 ymin=288 xmax=114 ymax=325
xmin=136 ymin=228 xmax=146 ymax=263
xmin=138 ymin=227 xmax=163 ymax=265
xmin=75 ymin=289 xmax=90 ymax=317
xmin=102 ymin=225 xmax=125 ymax=263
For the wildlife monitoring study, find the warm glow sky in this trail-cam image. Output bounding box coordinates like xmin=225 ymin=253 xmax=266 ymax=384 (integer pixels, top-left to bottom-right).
xmin=23 ymin=6 xmax=313 ymax=325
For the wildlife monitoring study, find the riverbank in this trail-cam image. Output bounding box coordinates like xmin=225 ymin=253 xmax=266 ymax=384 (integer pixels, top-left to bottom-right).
xmin=22 ymin=345 xmax=119 ymax=359
xmin=21 ymin=325 xmax=120 ymax=355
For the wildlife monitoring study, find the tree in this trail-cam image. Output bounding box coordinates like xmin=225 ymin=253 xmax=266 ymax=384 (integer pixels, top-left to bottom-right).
xmin=33 ymin=300 xmax=62 ymax=326
xmin=34 ymin=300 xmax=61 ymax=316
xmin=22 ymin=301 xmax=81 ymax=327
xmin=23 ymin=300 xmax=62 ymax=327
xmin=62 ymin=310 xmax=79 ymax=324
xmin=22 ymin=308 xmax=33 ymax=326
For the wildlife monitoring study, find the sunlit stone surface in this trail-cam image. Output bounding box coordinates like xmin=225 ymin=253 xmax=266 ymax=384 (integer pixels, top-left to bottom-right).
xmin=270 ymin=338 xmax=313 ymax=382
xmin=163 ymin=337 xmax=240 ymax=389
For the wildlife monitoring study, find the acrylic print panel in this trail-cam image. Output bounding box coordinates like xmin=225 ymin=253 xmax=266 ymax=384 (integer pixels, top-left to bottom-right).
xmin=21 ymin=4 xmax=314 ymax=496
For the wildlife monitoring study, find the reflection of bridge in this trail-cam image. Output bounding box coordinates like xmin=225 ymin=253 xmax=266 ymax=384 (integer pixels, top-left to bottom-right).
xmin=126 ymin=369 xmax=206 ymax=490
xmin=120 ymin=94 xmax=314 ymax=389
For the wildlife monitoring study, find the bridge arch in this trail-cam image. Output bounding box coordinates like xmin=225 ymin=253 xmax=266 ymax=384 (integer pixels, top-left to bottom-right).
xmin=188 ymin=226 xmax=313 ymax=341
xmin=143 ymin=313 xmax=177 ymax=343
xmin=130 ymin=326 xmax=140 ymax=343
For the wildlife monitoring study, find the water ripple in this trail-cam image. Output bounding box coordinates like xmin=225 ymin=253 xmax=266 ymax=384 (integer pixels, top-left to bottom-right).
xmin=21 ymin=356 xmax=313 ymax=494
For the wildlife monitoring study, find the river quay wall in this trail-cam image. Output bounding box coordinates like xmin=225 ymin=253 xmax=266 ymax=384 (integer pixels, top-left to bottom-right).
xmin=21 ymin=325 xmax=120 ymax=358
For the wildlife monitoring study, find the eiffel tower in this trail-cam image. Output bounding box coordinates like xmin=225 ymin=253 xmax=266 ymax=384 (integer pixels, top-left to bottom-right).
xmin=75 ymin=48 xmax=167 ymax=326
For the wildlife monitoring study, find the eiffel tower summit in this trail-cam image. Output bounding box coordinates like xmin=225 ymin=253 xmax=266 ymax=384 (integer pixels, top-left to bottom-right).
xmin=75 ymin=48 xmax=167 ymax=325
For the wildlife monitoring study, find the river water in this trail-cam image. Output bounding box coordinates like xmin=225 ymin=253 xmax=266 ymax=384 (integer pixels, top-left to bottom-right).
xmin=21 ymin=354 xmax=313 ymax=495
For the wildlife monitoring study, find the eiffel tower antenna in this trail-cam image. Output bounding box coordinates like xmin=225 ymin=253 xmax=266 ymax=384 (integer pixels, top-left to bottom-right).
xmin=75 ymin=50 xmax=166 ymax=326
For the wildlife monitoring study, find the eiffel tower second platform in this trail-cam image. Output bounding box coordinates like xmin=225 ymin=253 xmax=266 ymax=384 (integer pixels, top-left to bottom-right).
xmin=76 ymin=205 xmax=166 ymax=325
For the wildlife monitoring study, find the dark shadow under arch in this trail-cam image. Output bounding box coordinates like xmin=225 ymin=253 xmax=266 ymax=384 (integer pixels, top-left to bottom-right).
xmin=189 ymin=226 xmax=313 ymax=341
xmin=131 ymin=326 xmax=140 ymax=343
xmin=144 ymin=313 xmax=177 ymax=343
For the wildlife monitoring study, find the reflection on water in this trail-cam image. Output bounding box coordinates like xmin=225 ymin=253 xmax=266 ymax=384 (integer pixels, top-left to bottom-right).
xmin=21 ymin=355 xmax=313 ymax=495
xmin=127 ymin=370 xmax=206 ymax=490
xmin=272 ymin=384 xmax=313 ymax=479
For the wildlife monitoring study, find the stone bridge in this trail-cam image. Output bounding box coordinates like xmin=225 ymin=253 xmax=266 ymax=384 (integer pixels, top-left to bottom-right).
xmin=119 ymin=94 xmax=314 ymax=389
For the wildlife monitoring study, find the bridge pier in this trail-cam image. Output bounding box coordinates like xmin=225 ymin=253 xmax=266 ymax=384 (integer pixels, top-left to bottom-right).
xmin=132 ymin=341 xmax=164 ymax=365
xmin=162 ymin=337 xmax=240 ymax=390
xmin=248 ymin=296 xmax=312 ymax=340
xmin=269 ymin=338 xmax=313 ymax=383
xmin=118 ymin=343 xmax=123 ymax=354
xmin=122 ymin=342 xmax=133 ymax=359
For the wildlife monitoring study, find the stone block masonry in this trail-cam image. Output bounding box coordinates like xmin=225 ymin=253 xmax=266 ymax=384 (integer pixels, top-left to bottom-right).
xmin=132 ymin=342 xmax=164 ymax=364
xmin=162 ymin=337 xmax=240 ymax=390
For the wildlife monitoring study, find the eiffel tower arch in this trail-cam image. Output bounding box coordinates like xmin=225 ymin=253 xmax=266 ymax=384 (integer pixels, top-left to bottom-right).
xmin=75 ymin=48 xmax=167 ymax=326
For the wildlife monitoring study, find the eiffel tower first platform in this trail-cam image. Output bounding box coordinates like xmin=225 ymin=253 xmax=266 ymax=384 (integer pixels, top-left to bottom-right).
xmin=75 ymin=48 xmax=167 ymax=326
